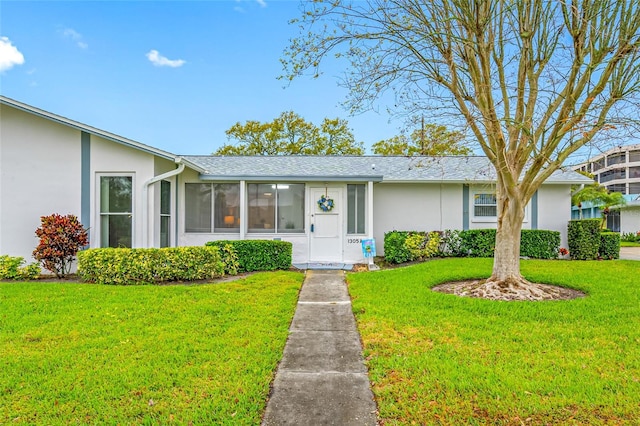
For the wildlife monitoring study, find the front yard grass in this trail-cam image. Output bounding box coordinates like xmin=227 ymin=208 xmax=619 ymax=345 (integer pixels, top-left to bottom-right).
xmin=348 ymin=258 xmax=640 ymax=425
xmin=621 ymin=241 xmax=640 ymax=247
xmin=0 ymin=271 xmax=304 ymax=425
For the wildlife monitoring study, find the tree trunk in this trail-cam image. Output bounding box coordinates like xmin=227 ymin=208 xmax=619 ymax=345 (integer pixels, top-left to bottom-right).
xmin=458 ymin=181 xmax=566 ymax=301
xmin=491 ymin=194 xmax=524 ymax=285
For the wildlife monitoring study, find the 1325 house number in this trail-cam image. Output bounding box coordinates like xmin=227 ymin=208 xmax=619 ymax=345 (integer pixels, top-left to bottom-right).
xmin=347 ymin=238 xmax=362 ymax=244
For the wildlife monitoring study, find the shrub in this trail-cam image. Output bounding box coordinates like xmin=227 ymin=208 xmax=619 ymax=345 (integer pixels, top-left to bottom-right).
xmin=205 ymin=240 xmax=292 ymax=272
xmin=383 ymin=232 xmax=412 ymax=264
xmin=439 ymin=230 xmax=464 ymax=257
xmin=599 ymin=232 xmax=620 ymax=260
xmin=460 ymin=229 xmax=496 ymax=257
xmin=404 ymin=232 xmax=441 ymax=260
xmin=0 ymin=255 xmax=40 ymax=280
xmin=568 ymin=219 xmax=601 ymax=260
xmin=78 ymin=246 xmax=231 ymax=285
xmin=33 ymin=214 xmax=88 ymax=277
xmin=384 ymin=231 xmax=441 ymax=264
xmin=520 ymin=229 xmax=561 ymax=259
xmin=621 ymin=231 xmax=640 ymax=243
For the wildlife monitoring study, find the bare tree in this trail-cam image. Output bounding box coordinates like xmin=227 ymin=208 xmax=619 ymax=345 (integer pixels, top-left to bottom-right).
xmin=283 ymin=0 xmax=640 ymax=298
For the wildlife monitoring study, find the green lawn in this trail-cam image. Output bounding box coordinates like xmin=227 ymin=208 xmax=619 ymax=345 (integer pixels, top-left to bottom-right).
xmin=621 ymin=241 xmax=640 ymax=247
xmin=347 ymin=258 xmax=640 ymax=425
xmin=0 ymin=271 xmax=304 ymax=425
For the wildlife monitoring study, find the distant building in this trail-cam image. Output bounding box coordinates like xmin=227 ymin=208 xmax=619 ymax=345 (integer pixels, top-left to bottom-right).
xmin=574 ymin=144 xmax=640 ymax=195
xmin=573 ymin=145 xmax=640 ymax=232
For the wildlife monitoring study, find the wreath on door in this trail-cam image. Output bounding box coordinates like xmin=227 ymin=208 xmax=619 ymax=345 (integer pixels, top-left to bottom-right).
xmin=317 ymin=195 xmax=335 ymax=212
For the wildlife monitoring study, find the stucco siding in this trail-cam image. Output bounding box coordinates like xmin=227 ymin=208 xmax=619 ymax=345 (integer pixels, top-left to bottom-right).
xmin=372 ymin=183 xmax=463 ymax=254
xmin=620 ymin=206 xmax=640 ymax=234
xmin=537 ymin=185 xmax=572 ymax=248
xmin=0 ymin=105 xmax=81 ymax=260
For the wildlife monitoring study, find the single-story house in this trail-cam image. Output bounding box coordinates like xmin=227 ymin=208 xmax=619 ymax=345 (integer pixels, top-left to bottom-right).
xmin=1 ymin=96 xmax=592 ymax=267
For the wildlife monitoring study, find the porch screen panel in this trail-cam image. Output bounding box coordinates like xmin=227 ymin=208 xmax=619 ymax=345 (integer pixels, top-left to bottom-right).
xmin=100 ymin=176 xmax=132 ymax=248
xmin=248 ymin=183 xmax=276 ymax=233
xmin=347 ymin=184 xmax=365 ymax=234
xmin=277 ymin=184 xmax=305 ymax=233
xmin=214 ymin=183 xmax=240 ymax=233
xmin=185 ymin=183 xmax=212 ymax=232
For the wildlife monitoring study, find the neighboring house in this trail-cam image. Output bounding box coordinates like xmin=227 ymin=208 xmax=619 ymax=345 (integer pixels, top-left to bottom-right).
xmin=1 ymin=96 xmax=592 ymax=267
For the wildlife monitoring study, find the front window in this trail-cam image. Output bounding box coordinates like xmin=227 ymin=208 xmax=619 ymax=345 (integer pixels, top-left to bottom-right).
xmin=474 ymin=193 xmax=497 ymax=218
xmin=160 ymin=180 xmax=171 ymax=247
xmin=100 ymin=176 xmax=132 ymax=248
xmin=214 ymin=184 xmax=240 ymax=232
xmin=347 ymin=184 xmax=366 ymax=234
xmin=248 ymin=183 xmax=304 ymax=233
xmin=185 ymin=183 xmax=240 ymax=233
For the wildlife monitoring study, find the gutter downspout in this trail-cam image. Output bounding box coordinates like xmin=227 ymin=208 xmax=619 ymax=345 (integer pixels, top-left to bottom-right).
xmin=143 ymin=159 xmax=186 ymax=247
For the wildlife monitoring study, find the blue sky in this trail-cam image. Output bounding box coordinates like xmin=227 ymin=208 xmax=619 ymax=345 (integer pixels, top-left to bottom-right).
xmin=0 ymin=0 xmax=403 ymax=155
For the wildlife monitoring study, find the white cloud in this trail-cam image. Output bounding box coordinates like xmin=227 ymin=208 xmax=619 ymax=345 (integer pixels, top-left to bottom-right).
xmin=0 ymin=37 xmax=25 ymax=72
xmin=60 ymin=27 xmax=88 ymax=49
xmin=256 ymin=0 xmax=267 ymax=7
xmin=146 ymin=50 xmax=186 ymax=68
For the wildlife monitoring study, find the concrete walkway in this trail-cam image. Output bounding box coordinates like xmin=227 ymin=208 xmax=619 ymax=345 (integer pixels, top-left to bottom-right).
xmin=620 ymin=246 xmax=640 ymax=260
xmin=262 ymin=270 xmax=378 ymax=426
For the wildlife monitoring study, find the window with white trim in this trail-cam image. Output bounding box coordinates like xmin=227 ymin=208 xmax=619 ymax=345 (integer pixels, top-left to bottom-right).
xmin=473 ymin=193 xmax=497 ymax=218
xmin=100 ymin=176 xmax=133 ymax=248
xmin=160 ymin=180 xmax=171 ymax=247
xmin=347 ymin=184 xmax=366 ymax=234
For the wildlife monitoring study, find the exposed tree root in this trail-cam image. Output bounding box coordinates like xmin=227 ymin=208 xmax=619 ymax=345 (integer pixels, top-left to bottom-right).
xmin=432 ymin=277 xmax=585 ymax=301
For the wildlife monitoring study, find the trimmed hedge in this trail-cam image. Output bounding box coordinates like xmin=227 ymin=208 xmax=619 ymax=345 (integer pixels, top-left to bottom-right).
xmin=386 ymin=229 xmax=562 ymax=262
xmin=77 ymin=246 xmax=235 ymax=285
xmin=568 ymin=219 xmax=602 ymax=260
xmin=520 ymin=229 xmax=561 ymax=259
xmin=460 ymin=229 xmax=496 ymax=257
xmin=383 ymin=232 xmax=412 ymax=264
xmin=205 ymin=240 xmax=292 ymax=272
xmin=0 ymin=255 xmax=40 ymax=280
xmin=599 ymin=232 xmax=620 ymax=260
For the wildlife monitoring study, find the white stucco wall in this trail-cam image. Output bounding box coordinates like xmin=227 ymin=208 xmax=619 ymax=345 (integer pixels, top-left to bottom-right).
xmin=372 ymin=183 xmax=463 ymax=255
xmin=537 ymin=184 xmax=572 ymax=248
xmin=0 ymin=105 xmax=81 ymax=260
xmin=620 ymin=206 xmax=640 ymax=234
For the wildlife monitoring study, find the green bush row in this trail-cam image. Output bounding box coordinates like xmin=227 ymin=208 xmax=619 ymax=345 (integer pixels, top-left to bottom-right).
xmin=0 ymin=255 xmax=40 ymax=280
xmin=621 ymin=231 xmax=640 ymax=243
xmin=77 ymin=246 xmax=237 ymax=285
xmin=383 ymin=232 xmax=441 ymax=264
xmin=385 ymin=228 xmax=561 ymax=263
xmin=567 ymin=219 xmax=620 ymax=260
xmin=205 ymin=240 xmax=292 ymax=272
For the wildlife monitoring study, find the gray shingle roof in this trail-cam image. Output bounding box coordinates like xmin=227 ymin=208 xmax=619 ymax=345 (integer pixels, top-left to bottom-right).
xmin=182 ymin=155 xmax=593 ymax=184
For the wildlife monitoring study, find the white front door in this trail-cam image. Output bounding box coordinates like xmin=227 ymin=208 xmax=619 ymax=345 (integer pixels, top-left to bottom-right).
xmin=309 ymin=187 xmax=342 ymax=262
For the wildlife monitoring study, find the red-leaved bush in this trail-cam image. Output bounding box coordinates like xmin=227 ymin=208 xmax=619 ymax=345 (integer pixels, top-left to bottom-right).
xmin=33 ymin=214 xmax=89 ymax=278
